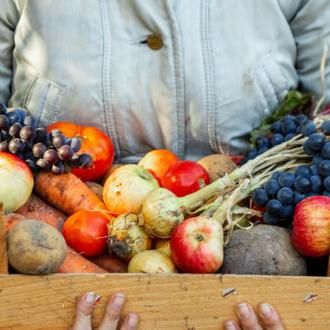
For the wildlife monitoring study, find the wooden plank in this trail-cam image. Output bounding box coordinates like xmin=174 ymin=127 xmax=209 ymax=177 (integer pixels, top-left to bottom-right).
xmin=0 ymin=274 xmax=329 ymax=329
xmin=0 ymin=205 xmax=8 ymax=274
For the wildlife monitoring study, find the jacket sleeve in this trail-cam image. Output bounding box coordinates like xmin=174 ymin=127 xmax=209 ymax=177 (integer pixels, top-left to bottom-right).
xmin=0 ymin=0 xmax=19 ymax=104
xmin=287 ymin=0 xmax=330 ymax=103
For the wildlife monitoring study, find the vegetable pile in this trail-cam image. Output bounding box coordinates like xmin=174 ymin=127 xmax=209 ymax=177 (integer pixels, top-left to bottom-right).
xmin=1 ymin=93 xmax=330 ymax=276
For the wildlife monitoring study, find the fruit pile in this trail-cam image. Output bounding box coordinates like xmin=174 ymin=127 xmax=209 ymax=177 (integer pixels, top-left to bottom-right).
xmin=0 ymin=104 xmax=92 ymax=174
xmin=1 ymin=93 xmax=329 ymax=278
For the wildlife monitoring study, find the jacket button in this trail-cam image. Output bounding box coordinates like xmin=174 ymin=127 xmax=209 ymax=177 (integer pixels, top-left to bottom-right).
xmin=147 ymin=34 xmax=163 ymax=50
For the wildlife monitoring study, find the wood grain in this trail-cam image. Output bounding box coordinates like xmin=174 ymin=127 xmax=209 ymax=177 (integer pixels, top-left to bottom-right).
xmin=0 ymin=205 xmax=8 ymax=274
xmin=0 ymin=274 xmax=329 ymax=329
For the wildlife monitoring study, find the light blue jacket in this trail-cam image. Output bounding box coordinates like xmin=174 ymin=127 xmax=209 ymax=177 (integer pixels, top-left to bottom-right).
xmin=1 ymin=0 xmax=330 ymax=163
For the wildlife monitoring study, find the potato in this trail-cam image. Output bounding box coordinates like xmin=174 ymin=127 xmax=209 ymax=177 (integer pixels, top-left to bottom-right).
xmin=7 ymin=219 xmax=67 ymax=275
xmin=197 ymin=154 xmax=236 ymax=182
xmin=221 ymin=225 xmax=307 ymax=276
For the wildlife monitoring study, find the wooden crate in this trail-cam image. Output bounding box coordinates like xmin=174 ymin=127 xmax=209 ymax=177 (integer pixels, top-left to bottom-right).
xmin=1 ymin=214 xmax=329 ymax=329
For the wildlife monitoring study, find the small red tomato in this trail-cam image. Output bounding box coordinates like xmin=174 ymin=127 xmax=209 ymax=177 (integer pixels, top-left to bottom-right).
xmin=62 ymin=209 xmax=109 ymax=257
xmin=48 ymin=122 xmax=114 ymax=182
xmin=161 ymin=160 xmax=210 ymax=197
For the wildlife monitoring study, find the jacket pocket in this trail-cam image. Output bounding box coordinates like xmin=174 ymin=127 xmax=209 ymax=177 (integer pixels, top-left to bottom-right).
xmin=251 ymin=53 xmax=289 ymax=116
xmin=23 ymin=76 xmax=65 ymax=127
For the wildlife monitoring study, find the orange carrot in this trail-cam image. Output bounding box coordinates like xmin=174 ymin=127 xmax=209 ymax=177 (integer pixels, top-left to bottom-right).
xmin=58 ymin=248 xmax=107 ymax=273
xmin=16 ymin=194 xmax=66 ymax=231
xmin=34 ymin=172 xmax=110 ymax=216
xmin=89 ymin=254 xmax=128 ymax=273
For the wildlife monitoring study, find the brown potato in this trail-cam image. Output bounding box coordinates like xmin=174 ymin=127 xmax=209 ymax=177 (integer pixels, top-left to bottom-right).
xmin=198 ymin=154 xmax=236 ymax=182
xmin=7 ymin=220 xmax=67 ymax=275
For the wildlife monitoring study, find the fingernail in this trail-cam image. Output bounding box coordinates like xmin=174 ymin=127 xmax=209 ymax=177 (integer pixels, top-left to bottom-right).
xmin=113 ymin=293 xmax=125 ymax=308
xmin=237 ymin=303 xmax=250 ymax=319
xmin=260 ymin=303 xmax=273 ymax=319
xmin=85 ymin=292 xmax=96 ymax=304
xmin=224 ymin=320 xmax=236 ymax=330
xmin=128 ymin=313 xmax=139 ymax=327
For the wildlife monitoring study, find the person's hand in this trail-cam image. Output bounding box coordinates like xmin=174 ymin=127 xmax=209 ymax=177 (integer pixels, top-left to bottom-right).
xmin=224 ymin=302 xmax=285 ymax=330
xmin=72 ymin=292 xmax=139 ymax=330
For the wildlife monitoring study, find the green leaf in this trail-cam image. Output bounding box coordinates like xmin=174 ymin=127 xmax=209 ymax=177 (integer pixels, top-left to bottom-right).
xmin=250 ymin=90 xmax=312 ymax=146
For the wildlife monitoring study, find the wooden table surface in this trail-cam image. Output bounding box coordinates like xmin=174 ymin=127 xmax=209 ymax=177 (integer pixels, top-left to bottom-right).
xmin=0 ymin=273 xmax=329 ymax=329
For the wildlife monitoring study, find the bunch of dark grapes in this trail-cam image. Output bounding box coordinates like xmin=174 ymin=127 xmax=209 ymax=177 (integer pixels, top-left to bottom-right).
xmin=0 ymin=104 xmax=92 ymax=174
xmin=252 ymin=120 xmax=330 ymax=226
xmin=244 ymin=114 xmax=315 ymax=161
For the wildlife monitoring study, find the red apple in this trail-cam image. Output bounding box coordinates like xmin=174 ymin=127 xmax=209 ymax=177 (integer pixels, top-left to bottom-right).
xmin=103 ymin=164 xmax=159 ymax=215
xmin=292 ymin=196 xmax=330 ymax=257
xmin=0 ymin=152 xmax=33 ymax=212
xmin=170 ymin=216 xmax=223 ymax=273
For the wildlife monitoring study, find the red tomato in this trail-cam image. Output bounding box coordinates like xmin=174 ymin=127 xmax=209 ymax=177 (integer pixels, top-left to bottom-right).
xmin=161 ymin=160 xmax=210 ymax=197
xmin=48 ymin=122 xmax=114 ymax=181
xmin=62 ymin=209 xmax=109 ymax=257
xmin=138 ymin=149 xmax=180 ymax=183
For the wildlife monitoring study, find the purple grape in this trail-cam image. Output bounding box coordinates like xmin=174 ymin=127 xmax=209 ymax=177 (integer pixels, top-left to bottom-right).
xmin=8 ymin=138 xmax=25 ymax=154
xmin=8 ymin=123 xmax=22 ymax=137
xmin=0 ymin=115 xmax=9 ymax=130
xmin=58 ymin=145 xmax=74 ymax=161
xmin=20 ymin=126 xmax=36 ymax=141
xmin=0 ymin=140 xmax=8 ymax=152
xmin=35 ymin=128 xmax=49 ymax=144
xmin=52 ymin=134 xmax=66 ymax=149
xmin=25 ymin=159 xmax=38 ymax=173
xmin=36 ymin=158 xmax=49 ymax=169
xmin=32 ymin=142 xmax=47 ymax=158
xmin=69 ymin=137 xmax=81 ymax=152
xmin=76 ymin=154 xmax=93 ymax=168
xmin=263 ymin=211 xmax=279 ymax=225
xmin=1 ymin=130 xmax=8 ymax=140
xmin=51 ymin=162 xmax=65 ymax=174
xmin=43 ymin=149 xmax=59 ymax=165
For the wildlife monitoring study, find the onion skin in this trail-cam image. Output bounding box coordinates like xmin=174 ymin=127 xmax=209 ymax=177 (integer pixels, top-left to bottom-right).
xmin=292 ymin=196 xmax=330 ymax=257
xmin=141 ymin=170 xmax=231 ymax=238
xmin=103 ymin=164 xmax=159 ymax=215
xmin=128 ymin=250 xmax=177 ymax=273
xmin=142 ymin=188 xmax=185 ymax=238
xmin=108 ymin=213 xmax=152 ymax=261
xmin=155 ymin=239 xmax=171 ymax=258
